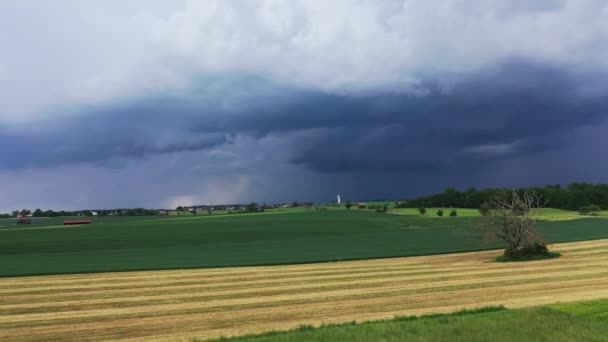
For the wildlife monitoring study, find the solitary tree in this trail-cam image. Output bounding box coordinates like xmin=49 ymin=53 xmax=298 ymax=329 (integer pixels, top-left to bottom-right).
xmin=247 ymin=202 xmax=260 ymax=212
xmin=418 ymin=207 xmax=426 ymax=215
xmin=579 ymin=204 xmax=601 ymax=216
xmin=479 ymin=190 xmax=549 ymax=258
xmin=345 ymin=201 xmax=352 ymax=209
xmin=436 ymin=209 xmax=444 ymax=216
xmin=449 ymin=209 xmax=458 ymax=217
xmin=479 ymin=203 xmax=491 ymax=216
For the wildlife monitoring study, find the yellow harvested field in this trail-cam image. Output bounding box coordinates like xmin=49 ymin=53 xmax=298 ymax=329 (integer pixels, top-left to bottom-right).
xmin=2 ymin=239 xmax=608 ymax=341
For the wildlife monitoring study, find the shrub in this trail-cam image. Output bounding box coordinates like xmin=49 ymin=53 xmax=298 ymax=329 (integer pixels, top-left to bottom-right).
xmin=449 ymin=209 xmax=457 ymax=217
xmin=579 ymin=204 xmax=601 ymax=216
xmin=394 ymin=201 xmax=409 ymax=208
xmin=345 ymin=201 xmax=352 ymax=209
xmin=358 ymin=204 xmax=366 ymax=209
xmin=436 ymin=209 xmax=444 ymax=217
xmin=479 ymin=203 xmax=491 ymax=216
xmin=498 ymin=241 xmax=561 ymax=262
xmin=418 ymin=207 xmax=426 ymax=215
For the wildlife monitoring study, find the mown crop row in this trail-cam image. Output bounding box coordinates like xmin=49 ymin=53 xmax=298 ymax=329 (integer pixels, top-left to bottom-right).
xmin=1 ymin=239 xmax=608 ymax=341
xmin=201 ymin=300 xmax=608 ymax=342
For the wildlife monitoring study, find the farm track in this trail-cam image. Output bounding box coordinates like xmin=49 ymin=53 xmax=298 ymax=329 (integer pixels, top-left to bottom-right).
xmin=2 ymin=239 xmax=608 ymax=341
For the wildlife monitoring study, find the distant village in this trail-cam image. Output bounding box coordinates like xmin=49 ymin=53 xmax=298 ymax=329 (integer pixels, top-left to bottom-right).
xmin=2 ymin=201 xmax=320 ymax=221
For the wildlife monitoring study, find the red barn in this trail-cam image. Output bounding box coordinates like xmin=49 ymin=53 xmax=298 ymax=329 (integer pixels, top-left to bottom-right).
xmin=63 ymin=220 xmax=92 ymax=225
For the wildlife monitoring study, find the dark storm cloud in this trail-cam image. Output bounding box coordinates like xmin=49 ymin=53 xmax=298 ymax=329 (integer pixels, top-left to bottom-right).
xmin=0 ymin=118 xmax=229 ymax=169
xmin=1 ymin=58 xmax=606 ymax=175
xmin=273 ymin=59 xmax=608 ymax=173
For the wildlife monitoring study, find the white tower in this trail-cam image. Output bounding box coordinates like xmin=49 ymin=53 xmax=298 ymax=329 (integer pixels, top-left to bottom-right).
xmin=337 ymin=195 xmax=341 ymax=204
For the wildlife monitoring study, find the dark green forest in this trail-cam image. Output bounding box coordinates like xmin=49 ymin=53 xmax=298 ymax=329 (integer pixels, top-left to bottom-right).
xmin=401 ymin=183 xmax=608 ymax=210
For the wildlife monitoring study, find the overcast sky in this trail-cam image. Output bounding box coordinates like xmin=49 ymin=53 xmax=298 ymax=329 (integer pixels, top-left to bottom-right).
xmin=1 ymin=0 xmax=608 ymax=211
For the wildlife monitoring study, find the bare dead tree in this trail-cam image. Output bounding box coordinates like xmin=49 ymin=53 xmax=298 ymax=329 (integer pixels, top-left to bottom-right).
xmin=479 ymin=189 xmax=546 ymax=254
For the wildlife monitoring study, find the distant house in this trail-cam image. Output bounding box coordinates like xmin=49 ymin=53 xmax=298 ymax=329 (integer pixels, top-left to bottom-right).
xmin=64 ymin=220 xmax=92 ymax=225
xmin=158 ymin=211 xmax=169 ymax=216
xmin=90 ymin=211 xmax=98 ymax=216
xmin=17 ymin=218 xmax=32 ymax=224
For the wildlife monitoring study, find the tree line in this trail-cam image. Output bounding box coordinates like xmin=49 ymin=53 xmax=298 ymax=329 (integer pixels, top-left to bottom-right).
xmin=5 ymin=209 xmax=77 ymax=217
xmin=396 ymin=183 xmax=608 ymax=210
xmin=1 ymin=208 xmax=162 ymax=218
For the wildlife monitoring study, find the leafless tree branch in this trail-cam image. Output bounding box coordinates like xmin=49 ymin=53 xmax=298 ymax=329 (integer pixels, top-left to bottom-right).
xmin=479 ymin=189 xmax=545 ymax=253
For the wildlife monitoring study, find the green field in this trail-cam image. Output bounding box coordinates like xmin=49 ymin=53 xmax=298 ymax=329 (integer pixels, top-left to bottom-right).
xmin=209 ymin=300 xmax=608 ymax=342
xmin=389 ymin=207 xmax=482 ymax=217
xmin=387 ymin=207 xmax=604 ymax=219
xmin=1 ymin=210 xmax=607 ymax=277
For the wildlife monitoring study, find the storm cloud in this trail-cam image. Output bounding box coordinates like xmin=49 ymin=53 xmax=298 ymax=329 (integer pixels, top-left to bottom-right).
xmin=1 ymin=1 xmax=608 ymax=211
